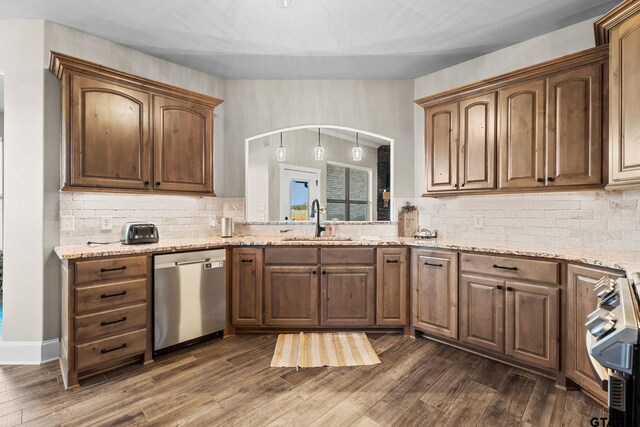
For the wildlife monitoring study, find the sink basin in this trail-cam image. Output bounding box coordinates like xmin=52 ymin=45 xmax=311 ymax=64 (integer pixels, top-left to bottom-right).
xmin=282 ymin=236 xmax=353 ymax=242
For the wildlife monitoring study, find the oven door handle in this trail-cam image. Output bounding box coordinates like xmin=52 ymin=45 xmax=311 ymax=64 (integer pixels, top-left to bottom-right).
xmin=585 ymin=331 xmax=610 ymax=390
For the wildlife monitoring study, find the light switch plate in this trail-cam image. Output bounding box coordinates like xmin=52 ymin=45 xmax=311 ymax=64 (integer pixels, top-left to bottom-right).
xmin=209 ymin=214 xmax=218 ymax=227
xmin=473 ymin=215 xmax=484 ymax=229
xmin=61 ymin=216 xmax=74 ymax=232
xmin=101 ymin=216 xmax=113 ymax=231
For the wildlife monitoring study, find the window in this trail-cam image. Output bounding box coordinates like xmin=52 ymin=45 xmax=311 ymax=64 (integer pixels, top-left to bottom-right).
xmin=326 ymin=163 xmax=370 ymax=221
xmin=289 ymin=180 xmax=310 ymax=221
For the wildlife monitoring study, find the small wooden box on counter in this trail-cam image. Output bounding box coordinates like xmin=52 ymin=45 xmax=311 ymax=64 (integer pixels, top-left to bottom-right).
xmin=398 ymin=208 xmax=418 ymax=237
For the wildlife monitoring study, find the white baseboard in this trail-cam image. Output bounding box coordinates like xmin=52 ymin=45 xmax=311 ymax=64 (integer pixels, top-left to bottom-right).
xmin=0 ymin=339 xmax=60 ymax=364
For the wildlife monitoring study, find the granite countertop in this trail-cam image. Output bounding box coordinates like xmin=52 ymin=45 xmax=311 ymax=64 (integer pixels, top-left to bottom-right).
xmin=54 ymin=236 xmax=640 ymax=277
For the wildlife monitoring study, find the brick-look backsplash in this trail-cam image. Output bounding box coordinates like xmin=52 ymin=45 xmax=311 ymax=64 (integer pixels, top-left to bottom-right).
xmin=412 ymin=190 xmax=640 ymax=252
xmin=59 ymin=193 xmax=245 ymax=246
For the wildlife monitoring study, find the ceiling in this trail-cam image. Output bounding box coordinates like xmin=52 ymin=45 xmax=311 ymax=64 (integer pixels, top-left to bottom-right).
xmin=0 ymin=0 xmax=620 ymax=79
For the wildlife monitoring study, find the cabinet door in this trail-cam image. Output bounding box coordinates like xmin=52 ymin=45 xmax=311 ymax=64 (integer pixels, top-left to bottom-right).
xmin=610 ymin=14 xmax=640 ymax=186
xmin=459 ymin=274 xmax=504 ymax=353
xmin=425 ymin=102 xmax=458 ymax=192
xmin=566 ymin=264 xmax=624 ymax=402
xmin=231 ymin=248 xmax=263 ymax=326
xmin=321 ymin=266 xmax=375 ymax=326
xmin=411 ymin=249 xmax=458 ymax=339
xmin=264 ymin=266 xmax=319 ymax=326
xmin=376 ymin=248 xmax=408 ymax=326
xmin=505 ymin=281 xmax=559 ymax=370
xmin=69 ymin=73 xmax=151 ymax=189
xmin=498 ymin=79 xmax=546 ymax=189
xmin=459 ymin=93 xmax=496 ymax=190
xmin=547 ymin=63 xmax=603 ymax=186
xmin=153 ymin=95 xmax=213 ymax=193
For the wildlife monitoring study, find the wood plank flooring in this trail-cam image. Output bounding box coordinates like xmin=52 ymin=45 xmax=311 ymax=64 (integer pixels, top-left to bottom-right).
xmin=0 ymin=334 xmax=606 ymax=426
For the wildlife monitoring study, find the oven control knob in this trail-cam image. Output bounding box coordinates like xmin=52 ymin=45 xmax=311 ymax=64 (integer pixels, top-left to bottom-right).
xmin=586 ymin=315 xmax=616 ymax=337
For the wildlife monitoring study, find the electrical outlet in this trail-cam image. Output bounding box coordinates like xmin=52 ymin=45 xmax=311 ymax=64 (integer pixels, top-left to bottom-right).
xmin=101 ymin=216 xmax=113 ymax=231
xmin=209 ymin=214 xmax=218 ymax=227
xmin=61 ymin=216 xmax=75 ymax=232
xmin=473 ymin=215 xmax=484 ymax=229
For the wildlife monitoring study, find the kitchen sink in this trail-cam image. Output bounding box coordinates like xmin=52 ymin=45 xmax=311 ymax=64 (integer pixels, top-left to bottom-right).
xmin=281 ymin=236 xmax=353 ymax=242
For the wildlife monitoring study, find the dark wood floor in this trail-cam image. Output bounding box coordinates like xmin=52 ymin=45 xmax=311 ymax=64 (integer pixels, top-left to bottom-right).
xmin=0 ymin=334 xmax=605 ymax=426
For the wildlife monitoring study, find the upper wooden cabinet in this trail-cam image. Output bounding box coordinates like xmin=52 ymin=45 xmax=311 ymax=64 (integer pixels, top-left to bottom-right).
xmin=417 ymin=46 xmax=607 ymax=196
xmin=153 ymin=95 xmax=213 ymax=193
xmin=498 ymin=79 xmax=546 ymax=189
xmin=425 ymin=94 xmax=496 ymax=193
xmin=50 ymin=52 xmax=222 ymax=195
xmin=595 ymin=1 xmax=640 ymax=189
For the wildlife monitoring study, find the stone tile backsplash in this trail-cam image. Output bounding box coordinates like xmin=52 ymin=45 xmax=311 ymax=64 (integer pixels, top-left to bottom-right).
xmin=59 ymin=193 xmax=244 ymax=245
xmin=414 ymin=190 xmax=640 ymax=253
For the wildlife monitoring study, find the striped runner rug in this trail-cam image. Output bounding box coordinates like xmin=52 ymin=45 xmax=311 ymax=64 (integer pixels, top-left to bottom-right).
xmin=270 ymin=332 xmax=381 ymax=368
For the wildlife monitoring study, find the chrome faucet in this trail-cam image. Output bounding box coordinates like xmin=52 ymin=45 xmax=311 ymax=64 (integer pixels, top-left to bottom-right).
xmin=310 ymin=199 xmax=326 ymax=237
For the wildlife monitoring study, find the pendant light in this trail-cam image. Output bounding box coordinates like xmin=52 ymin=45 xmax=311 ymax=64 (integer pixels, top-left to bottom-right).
xmin=352 ymin=132 xmax=363 ymax=161
xmin=277 ymin=0 xmax=294 ymax=7
xmin=276 ymin=132 xmax=286 ymax=162
xmin=314 ymin=128 xmax=325 ymax=161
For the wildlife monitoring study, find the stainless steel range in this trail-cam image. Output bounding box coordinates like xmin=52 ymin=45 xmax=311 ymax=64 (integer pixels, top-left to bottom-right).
xmin=587 ymin=274 xmax=640 ymax=427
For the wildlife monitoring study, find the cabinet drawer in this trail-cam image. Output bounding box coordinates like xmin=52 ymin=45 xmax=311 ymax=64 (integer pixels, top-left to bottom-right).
xmin=460 ymin=253 xmax=559 ymax=284
xmin=75 ymin=329 xmax=147 ymax=371
xmin=321 ymin=248 xmax=374 ymax=265
xmin=75 ymin=256 xmax=148 ymax=285
xmin=75 ymin=303 xmax=147 ymax=342
xmin=265 ymin=247 xmax=317 ymax=265
xmin=75 ymin=279 xmax=147 ymax=313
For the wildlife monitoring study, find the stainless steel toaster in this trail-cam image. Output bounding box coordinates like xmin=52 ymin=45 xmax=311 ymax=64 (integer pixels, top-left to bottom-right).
xmin=121 ymin=222 xmax=159 ymax=244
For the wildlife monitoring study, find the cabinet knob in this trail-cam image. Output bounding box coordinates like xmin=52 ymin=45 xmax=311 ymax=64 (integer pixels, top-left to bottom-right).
xmin=497 ymin=285 xmax=503 ymax=290
xmin=536 ymin=178 xmax=544 ymax=183
xmin=547 ymin=177 xmax=555 ymax=182
xmin=506 ymin=287 xmax=514 ymax=292
xmin=312 ymin=270 xmax=317 ymax=275
xmin=144 ymin=181 xmax=150 ymax=186
xmin=460 ymin=183 xmax=465 ymax=188
xmin=322 ymin=271 xmax=327 ymax=275
xmin=155 ymin=182 xmax=161 ymax=186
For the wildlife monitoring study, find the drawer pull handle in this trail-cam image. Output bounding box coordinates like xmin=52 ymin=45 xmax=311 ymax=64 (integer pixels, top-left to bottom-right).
xmin=493 ymin=264 xmax=518 ymax=271
xmin=101 ymin=291 xmax=127 ymax=299
xmin=100 ymin=266 xmax=127 ymax=273
xmin=241 ymin=259 xmax=253 ymax=263
xmin=386 ymin=259 xmax=399 ymax=263
xmin=101 ymin=343 xmax=127 ymax=354
xmin=101 ymin=316 xmax=127 ymax=326
xmin=424 ymin=262 xmax=443 ymax=267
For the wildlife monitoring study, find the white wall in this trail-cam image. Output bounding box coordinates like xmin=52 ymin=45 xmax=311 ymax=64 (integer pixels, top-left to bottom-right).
xmin=224 ymin=79 xmax=414 ymax=198
xmin=413 ymin=19 xmax=597 ymax=196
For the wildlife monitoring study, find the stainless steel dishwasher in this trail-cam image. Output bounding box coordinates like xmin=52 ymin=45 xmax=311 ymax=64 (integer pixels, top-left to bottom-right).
xmin=154 ymin=249 xmax=226 ymax=353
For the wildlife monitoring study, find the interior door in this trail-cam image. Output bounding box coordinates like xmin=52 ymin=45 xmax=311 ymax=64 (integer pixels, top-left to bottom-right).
xmin=498 ymin=79 xmax=546 ymax=189
xmin=279 ymin=166 xmax=321 ymax=221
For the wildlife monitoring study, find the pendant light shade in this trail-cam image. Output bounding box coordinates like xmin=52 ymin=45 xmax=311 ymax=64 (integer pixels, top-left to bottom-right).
xmin=352 ymin=132 xmax=363 ymax=161
xmin=277 ymin=0 xmax=295 ymax=7
xmin=276 ymin=132 xmax=286 ymax=162
xmin=314 ymin=128 xmax=325 ymax=161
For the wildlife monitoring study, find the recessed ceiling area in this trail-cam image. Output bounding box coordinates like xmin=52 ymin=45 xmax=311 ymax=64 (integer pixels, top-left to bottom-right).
xmin=1 ymin=0 xmax=620 ymax=79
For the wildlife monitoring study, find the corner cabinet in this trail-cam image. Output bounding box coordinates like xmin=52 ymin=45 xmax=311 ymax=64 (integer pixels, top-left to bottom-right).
xmin=425 ymin=93 xmax=496 ymax=193
xmin=50 ymin=52 xmax=222 ymax=195
xmin=417 ymin=46 xmax=607 ymax=196
xmin=596 ymin=1 xmax=640 ymax=189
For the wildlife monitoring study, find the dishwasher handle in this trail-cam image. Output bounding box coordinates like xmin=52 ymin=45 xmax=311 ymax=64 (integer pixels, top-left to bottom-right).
xmin=175 ymin=259 xmax=211 ymax=266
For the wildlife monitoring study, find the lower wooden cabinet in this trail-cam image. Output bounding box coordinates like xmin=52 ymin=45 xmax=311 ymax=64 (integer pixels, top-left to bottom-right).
xmin=231 ymin=248 xmax=263 ymax=326
xmin=376 ymin=248 xmax=408 ymax=326
xmin=566 ymin=264 xmax=624 ymax=402
xmin=265 ymin=266 xmax=319 ymax=326
xmin=459 ymin=273 xmax=504 ymax=353
xmin=505 ymin=281 xmax=559 ymax=370
xmin=412 ymin=249 xmax=458 ymax=339
xmin=321 ymin=266 xmax=375 ymax=326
